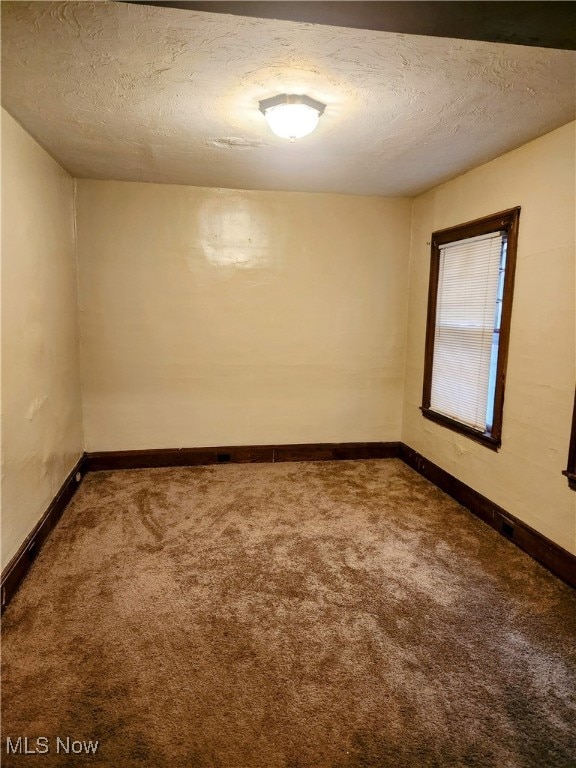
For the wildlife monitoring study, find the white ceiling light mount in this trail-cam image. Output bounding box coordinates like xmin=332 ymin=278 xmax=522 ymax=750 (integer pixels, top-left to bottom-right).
xmin=259 ymin=94 xmax=326 ymax=142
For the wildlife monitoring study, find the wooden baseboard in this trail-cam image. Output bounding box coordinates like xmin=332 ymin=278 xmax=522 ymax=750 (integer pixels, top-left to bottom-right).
xmin=400 ymin=444 xmax=576 ymax=588
xmin=1 ymin=455 xmax=87 ymax=611
xmin=85 ymin=441 xmax=402 ymax=471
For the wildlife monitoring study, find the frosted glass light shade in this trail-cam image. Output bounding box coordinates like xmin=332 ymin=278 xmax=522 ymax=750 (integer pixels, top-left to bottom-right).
xmin=259 ymin=94 xmax=325 ymax=141
xmin=264 ymin=103 xmax=320 ymax=140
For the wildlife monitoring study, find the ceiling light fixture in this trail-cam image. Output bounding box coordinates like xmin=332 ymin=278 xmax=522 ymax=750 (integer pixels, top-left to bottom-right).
xmin=258 ymin=94 xmax=326 ymax=142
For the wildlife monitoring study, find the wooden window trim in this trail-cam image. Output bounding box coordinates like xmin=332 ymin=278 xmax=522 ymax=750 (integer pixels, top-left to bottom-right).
xmin=563 ymin=390 xmax=576 ymax=491
xmin=421 ymin=207 xmax=521 ymax=450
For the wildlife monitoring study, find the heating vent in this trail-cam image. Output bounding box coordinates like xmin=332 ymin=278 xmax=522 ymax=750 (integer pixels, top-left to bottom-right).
xmin=501 ymin=520 xmax=515 ymax=539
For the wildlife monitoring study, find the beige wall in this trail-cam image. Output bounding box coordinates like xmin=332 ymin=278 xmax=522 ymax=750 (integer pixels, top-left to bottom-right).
xmin=76 ymin=181 xmax=412 ymax=451
xmin=1 ymin=109 xmax=84 ymax=570
xmin=402 ymin=122 xmax=576 ymax=554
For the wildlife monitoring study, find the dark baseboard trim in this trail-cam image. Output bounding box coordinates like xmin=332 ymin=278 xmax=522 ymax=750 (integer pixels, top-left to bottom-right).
xmin=1 ymin=454 xmax=87 ymax=612
xmin=272 ymin=442 xmax=401 ymax=462
xmin=85 ymin=441 xmax=402 ymax=471
xmin=562 ymin=469 xmax=576 ymax=492
xmin=400 ymin=443 xmax=576 ymax=588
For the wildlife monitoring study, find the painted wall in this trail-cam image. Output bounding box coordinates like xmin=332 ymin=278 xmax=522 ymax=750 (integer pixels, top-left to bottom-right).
xmin=1 ymin=109 xmax=84 ymax=570
xmin=402 ymin=122 xmax=576 ymax=554
xmin=76 ymin=181 xmax=411 ymax=451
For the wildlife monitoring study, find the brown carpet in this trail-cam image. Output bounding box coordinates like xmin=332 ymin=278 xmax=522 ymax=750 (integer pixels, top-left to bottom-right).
xmin=2 ymin=459 xmax=575 ymax=767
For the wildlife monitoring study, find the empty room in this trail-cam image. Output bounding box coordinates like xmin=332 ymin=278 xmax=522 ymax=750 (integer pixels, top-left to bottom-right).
xmin=1 ymin=1 xmax=575 ymax=766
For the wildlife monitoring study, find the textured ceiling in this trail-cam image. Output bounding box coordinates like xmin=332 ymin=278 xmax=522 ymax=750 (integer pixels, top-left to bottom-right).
xmin=2 ymin=1 xmax=575 ymax=196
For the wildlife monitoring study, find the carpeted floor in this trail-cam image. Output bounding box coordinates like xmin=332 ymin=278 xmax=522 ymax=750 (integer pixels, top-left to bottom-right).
xmin=2 ymin=459 xmax=575 ymax=767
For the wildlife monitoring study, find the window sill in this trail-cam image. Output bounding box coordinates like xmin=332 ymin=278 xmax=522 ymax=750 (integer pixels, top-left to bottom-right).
xmin=562 ymin=470 xmax=576 ymax=491
xmin=420 ymin=407 xmax=500 ymax=451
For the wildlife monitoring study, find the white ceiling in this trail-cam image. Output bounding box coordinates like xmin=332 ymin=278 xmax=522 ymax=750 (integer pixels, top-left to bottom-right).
xmin=2 ymin=1 xmax=575 ymax=196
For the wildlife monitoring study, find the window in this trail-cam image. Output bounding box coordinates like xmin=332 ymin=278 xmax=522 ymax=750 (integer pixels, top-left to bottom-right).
xmin=563 ymin=390 xmax=576 ymax=491
xmin=421 ymin=208 xmax=520 ymax=450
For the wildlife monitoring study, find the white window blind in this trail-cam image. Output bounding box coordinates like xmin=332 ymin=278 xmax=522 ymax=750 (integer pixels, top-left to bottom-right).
xmin=430 ymin=232 xmax=505 ymax=432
